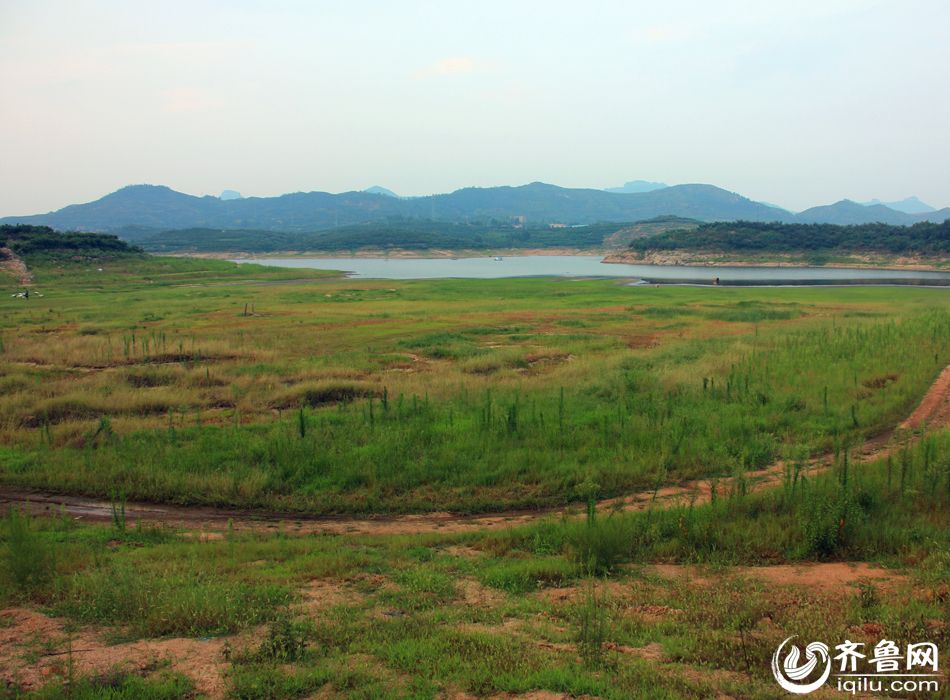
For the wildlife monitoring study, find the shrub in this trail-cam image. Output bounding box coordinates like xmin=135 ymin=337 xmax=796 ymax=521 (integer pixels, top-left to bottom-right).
xmin=574 ymin=583 xmax=610 ymax=668
xmin=800 ymin=489 xmax=858 ymax=559
xmin=566 ymin=515 xmax=632 ymax=575
xmin=255 ymin=617 xmax=310 ymax=662
xmin=270 ymin=380 xmax=379 ymax=409
xmin=2 ymin=508 xmax=56 ymax=599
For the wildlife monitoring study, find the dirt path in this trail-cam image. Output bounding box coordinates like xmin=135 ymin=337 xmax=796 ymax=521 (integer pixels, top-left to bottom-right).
xmin=901 ymin=362 xmax=950 ymax=430
xmin=2 ymin=364 xmax=948 ymax=537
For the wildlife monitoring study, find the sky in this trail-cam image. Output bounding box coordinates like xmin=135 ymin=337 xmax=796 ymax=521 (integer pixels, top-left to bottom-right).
xmin=1 ymin=0 xmax=949 ymax=216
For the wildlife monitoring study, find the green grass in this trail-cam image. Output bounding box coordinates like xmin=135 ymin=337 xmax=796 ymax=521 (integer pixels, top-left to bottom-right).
xmin=478 ymin=556 xmax=577 ymax=593
xmin=53 ymin=564 xmax=292 ymax=638
xmin=2 ymin=507 xmax=56 ymax=598
xmin=2 ymin=256 xmax=948 ymax=513
xmin=2 ymin=431 xmax=948 ymax=697
xmin=15 ymin=671 xmax=194 ymax=700
xmin=518 ymin=429 xmax=950 ymax=567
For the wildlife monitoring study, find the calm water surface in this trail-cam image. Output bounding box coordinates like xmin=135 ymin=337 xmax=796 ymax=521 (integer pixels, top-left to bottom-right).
xmin=235 ymin=255 xmax=950 ymax=285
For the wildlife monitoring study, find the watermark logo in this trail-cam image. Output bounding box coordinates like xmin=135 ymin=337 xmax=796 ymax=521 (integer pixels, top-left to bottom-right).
xmin=772 ymin=636 xmax=831 ymax=694
xmin=771 ymin=637 xmax=941 ymax=695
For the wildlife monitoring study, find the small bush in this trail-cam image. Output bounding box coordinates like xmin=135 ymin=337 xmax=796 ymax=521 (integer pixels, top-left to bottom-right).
xmin=255 ymin=617 xmax=310 ymax=662
xmin=2 ymin=508 xmax=56 ymax=599
xmin=574 ymin=583 xmax=610 ymax=668
xmin=566 ymin=516 xmax=632 ymax=575
xmin=800 ymin=490 xmax=858 ymax=559
xmin=125 ymin=369 xmax=177 ymax=388
xmin=855 ymin=581 xmax=880 ymax=621
xmin=270 ymin=380 xmax=379 ymax=409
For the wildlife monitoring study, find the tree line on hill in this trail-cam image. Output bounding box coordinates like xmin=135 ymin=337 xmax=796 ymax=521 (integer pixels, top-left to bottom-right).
xmin=5 ymin=219 xmax=947 ymax=262
xmin=629 ymin=220 xmax=950 ymax=257
xmin=138 ymin=220 xmax=628 ymax=253
xmin=0 ymin=225 xmax=142 ymax=261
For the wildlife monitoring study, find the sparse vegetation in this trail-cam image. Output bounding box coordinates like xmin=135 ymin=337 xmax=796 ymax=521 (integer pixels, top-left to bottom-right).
xmin=19 ymin=671 xmax=195 ymax=700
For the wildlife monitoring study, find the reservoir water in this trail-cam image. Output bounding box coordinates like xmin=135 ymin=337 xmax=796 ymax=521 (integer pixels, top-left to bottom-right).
xmin=235 ymin=255 xmax=950 ymax=286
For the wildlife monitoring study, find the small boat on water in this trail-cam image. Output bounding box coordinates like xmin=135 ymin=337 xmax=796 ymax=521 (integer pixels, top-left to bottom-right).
xmin=493 ymin=256 xmax=503 ymax=261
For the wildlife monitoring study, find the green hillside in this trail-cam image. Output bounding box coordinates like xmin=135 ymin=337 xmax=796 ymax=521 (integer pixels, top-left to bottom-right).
xmin=1 ymin=224 xmax=143 ymax=262
xmin=630 ymin=220 xmax=950 ymax=257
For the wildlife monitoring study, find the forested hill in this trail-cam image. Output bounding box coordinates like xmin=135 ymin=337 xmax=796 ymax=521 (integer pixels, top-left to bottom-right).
xmin=0 ymin=224 xmax=142 ymax=261
xmin=629 ymin=220 xmax=950 ymax=257
xmin=138 ymin=220 xmax=643 ymax=253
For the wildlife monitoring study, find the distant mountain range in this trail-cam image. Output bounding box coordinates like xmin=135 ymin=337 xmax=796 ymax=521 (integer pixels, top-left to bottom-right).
xmin=3 ymin=182 xmax=948 ymax=234
xmin=604 ymin=180 xmax=669 ymax=194
xmin=363 ymin=185 xmax=401 ymax=198
xmin=860 ymin=196 xmax=935 ymax=214
xmin=797 ymin=200 xmax=916 ymax=226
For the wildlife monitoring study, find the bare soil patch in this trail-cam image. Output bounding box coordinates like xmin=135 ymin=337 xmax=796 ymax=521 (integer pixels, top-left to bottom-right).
xmin=0 ymin=247 xmax=33 ymax=285
xmin=647 ymin=562 xmax=906 ymax=592
xmin=296 ymin=579 xmax=361 ymax=614
xmin=0 ymin=608 xmax=244 ymax=698
xmin=457 ymin=578 xmax=506 ymax=608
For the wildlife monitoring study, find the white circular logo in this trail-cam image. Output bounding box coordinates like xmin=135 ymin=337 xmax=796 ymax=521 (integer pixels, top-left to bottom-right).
xmin=772 ymin=636 xmax=832 ymax=694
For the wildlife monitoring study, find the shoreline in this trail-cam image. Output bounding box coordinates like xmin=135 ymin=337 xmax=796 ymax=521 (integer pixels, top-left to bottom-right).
xmin=165 ymin=247 xmax=603 ymax=260
xmin=602 ymin=250 xmax=949 ymax=272
xmin=161 ymin=248 xmax=949 ymax=273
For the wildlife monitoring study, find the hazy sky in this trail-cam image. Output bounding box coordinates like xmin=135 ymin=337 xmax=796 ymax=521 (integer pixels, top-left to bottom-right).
xmin=2 ymin=0 xmax=949 ymax=215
